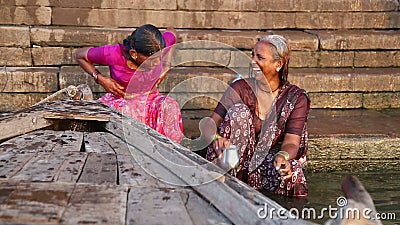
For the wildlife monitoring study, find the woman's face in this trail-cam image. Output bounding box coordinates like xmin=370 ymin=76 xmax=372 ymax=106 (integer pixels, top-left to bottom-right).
xmin=251 ymin=41 xmax=281 ymax=82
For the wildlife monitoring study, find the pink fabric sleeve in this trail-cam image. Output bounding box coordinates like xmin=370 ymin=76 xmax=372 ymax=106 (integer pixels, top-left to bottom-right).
xmin=87 ymin=45 xmax=119 ymax=66
xmin=162 ymin=31 xmax=176 ymax=47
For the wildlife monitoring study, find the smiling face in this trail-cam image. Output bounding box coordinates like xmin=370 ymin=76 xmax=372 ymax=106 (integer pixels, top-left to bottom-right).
xmin=251 ymin=41 xmax=282 ymax=83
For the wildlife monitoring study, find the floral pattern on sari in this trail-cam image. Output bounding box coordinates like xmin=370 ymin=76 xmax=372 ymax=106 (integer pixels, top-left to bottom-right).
xmin=206 ymin=83 xmax=310 ymax=197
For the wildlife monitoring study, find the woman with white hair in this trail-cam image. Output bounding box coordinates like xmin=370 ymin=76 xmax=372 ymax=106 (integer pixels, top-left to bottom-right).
xmin=202 ymin=35 xmax=310 ymax=197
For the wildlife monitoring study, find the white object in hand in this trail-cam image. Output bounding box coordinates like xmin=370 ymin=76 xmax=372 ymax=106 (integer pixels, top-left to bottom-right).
xmin=222 ymin=145 xmax=239 ymax=170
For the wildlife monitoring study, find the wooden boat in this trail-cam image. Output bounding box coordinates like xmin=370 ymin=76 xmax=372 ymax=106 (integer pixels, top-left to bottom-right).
xmin=0 ymin=99 xmax=315 ymax=225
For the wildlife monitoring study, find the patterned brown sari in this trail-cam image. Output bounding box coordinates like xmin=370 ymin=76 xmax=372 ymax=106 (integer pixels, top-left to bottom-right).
xmin=206 ymin=78 xmax=310 ymax=197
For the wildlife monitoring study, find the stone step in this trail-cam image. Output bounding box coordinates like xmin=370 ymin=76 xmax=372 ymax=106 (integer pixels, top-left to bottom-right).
xmin=2 ymin=1 xmax=399 ymax=29
xmin=181 ymin=109 xmax=400 ymax=172
xmin=51 ymin=10 xmax=400 ymax=30
xmin=163 ymin=67 xmax=400 ymax=109
xmin=2 ymin=26 xmax=399 ymax=51
xmin=298 ymin=108 xmax=400 ymax=172
xmin=3 ymin=0 xmax=399 ymax=12
xmin=3 ymin=45 xmax=399 ymax=68
xmin=161 ymin=67 xmax=400 ymax=92
xmin=2 ymin=26 xmax=399 ymax=68
xmin=22 ymin=66 xmax=398 ymax=94
xmin=0 ymin=66 xmax=399 ymax=111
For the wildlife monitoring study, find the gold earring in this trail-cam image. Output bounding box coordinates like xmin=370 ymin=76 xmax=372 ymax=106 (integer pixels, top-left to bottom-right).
xmin=276 ymin=67 xmax=281 ymax=72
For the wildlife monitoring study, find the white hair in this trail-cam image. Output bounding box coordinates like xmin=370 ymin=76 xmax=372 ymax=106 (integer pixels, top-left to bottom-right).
xmin=258 ymin=34 xmax=291 ymax=83
xmin=258 ymin=34 xmax=290 ymax=61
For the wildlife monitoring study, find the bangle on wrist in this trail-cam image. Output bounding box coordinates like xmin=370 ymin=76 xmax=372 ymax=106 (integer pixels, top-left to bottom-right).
xmin=274 ymin=151 xmax=290 ymax=161
xmin=91 ymin=69 xmax=100 ymax=83
xmin=212 ymin=134 xmax=222 ymax=142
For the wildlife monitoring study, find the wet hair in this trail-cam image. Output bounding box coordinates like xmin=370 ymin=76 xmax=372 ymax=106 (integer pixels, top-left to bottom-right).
xmin=123 ymin=24 xmax=165 ymax=61
xmin=258 ymin=35 xmax=290 ymax=86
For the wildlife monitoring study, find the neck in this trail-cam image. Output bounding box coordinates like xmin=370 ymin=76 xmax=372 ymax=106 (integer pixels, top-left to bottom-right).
xmin=256 ymin=79 xmax=280 ymax=93
xmin=127 ymin=60 xmax=138 ymax=70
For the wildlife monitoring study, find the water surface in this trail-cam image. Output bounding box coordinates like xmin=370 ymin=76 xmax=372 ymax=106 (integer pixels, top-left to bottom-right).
xmin=264 ymin=172 xmax=400 ymax=225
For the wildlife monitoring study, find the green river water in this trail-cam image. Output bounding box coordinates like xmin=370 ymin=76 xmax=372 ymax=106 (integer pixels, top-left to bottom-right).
xmin=263 ymin=172 xmax=400 ymax=224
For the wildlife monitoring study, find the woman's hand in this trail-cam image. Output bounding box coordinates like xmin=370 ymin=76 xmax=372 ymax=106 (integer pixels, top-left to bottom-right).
xmin=274 ymin=155 xmax=292 ymax=181
xmin=275 ymin=133 xmax=301 ymax=181
xmin=74 ymin=47 xmax=125 ymax=97
xmin=212 ymin=136 xmax=230 ymax=169
xmin=213 ymin=136 xmax=230 ymax=158
xmin=97 ymin=75 xmax=125 ymax=97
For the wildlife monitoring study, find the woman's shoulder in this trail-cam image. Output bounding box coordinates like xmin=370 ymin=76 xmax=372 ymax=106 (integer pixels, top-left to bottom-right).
xmin=87 ymin=44 xmax=125 ymax=66
xmin=232 ymin=77 xmax=254 ymax=88
xmin=226 ymin=78 xmax=253 ymax=95
xmin=106 ymin=44 xmax=124 ymax=54
xmin=100 ymin=44 xmax=126 ymax=64
xmin=284 ymin=83 xmax=310 ymax=103
xmin=92 ymin=43 xmax=121 ymax=52
xmin=162 ymin=31 xmax=176 ymax=47
xmin=90 ymin=44 xmax=124 ymax=58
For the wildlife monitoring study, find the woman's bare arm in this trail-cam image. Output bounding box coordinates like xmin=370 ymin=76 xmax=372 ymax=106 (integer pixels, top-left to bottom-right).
xmin=74 ymin=47 xmax=125 ymax=97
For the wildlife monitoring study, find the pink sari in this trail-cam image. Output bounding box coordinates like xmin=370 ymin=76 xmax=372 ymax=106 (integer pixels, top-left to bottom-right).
xmin=88 ymin=32 xmax=184 ymax=143
xmin=99 ymin=91 xmax=183 ymax=143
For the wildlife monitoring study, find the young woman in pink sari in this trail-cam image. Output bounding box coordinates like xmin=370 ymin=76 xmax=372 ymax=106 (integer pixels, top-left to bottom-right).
xmin=75 ymin=24 xmax=184 ymax=143
xmin=202 ymin=35 xmax=310 ymax=197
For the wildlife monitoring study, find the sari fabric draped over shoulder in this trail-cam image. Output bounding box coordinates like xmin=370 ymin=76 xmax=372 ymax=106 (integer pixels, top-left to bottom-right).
xmin=87 ymin=32 xmax=184 ymax=143
xmin=207 ymin=78 xmax=310 ymax=197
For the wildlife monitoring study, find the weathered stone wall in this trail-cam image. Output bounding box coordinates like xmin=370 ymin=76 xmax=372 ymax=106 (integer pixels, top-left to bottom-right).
xmin=0 ymin=0 xmax=399 ymax=111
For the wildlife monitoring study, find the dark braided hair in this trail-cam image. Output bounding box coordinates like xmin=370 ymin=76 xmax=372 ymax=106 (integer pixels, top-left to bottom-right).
xmin=123 ymin=24 xmax=165 ymax=61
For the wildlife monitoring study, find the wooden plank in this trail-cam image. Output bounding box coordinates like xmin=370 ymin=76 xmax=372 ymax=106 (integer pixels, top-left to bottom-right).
xmin=13 ymin=151 xmax=68 ymax=181
xmin=61 ymin=183 xmax=127 ymax=225
xmin=51 ymin=130 xmax=84 ymax=152
xmin=104 ymin=133 xmax=154 ymax=187
xmin=0 ymin=139 xmax=38 ymax=178
xmin=83 ymin=132 xmax=115 ymax=154
xmin=0 ymin=99 xmax=111 ymax=142
xmin=0 ymin=179 xmax=21 ymax=204
xmin=0 ymin=221 xmax=57 ymax=225
xmin=104 ymin=114 xmax=315 ymax=225
xmin=126 ymin=187 xmax=194 ymax=225
xmin=127 ymin=146 xmax=186 ymax=187
xmin=104 ymin=132 xmax=185 ymax=188
xmin=11 ymin=131 xmax=84 ymax=182
xmin=0 ymin=181 xmax=74 ymax=224
xmin=44 ymin=112 xmax=110 ymax=121
xmin=38 ymin=100 xmax=112 ymax=120
xmin=0 ymin=130 xmax=76 ymax=178
xmin=0 ymin=111 xmax=52 ymax=142
xmin=104 ymin=117 xmax=194 ymax=187
xmin=51 ymin=131 xmax=87 ymax=182
xmin=77 ymin=152 xmax=117 ymax=185
xmin=53 ymin=151 xmax=87 ymax=182
xmin=183 ymin=191 xmax=232 ymax=225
